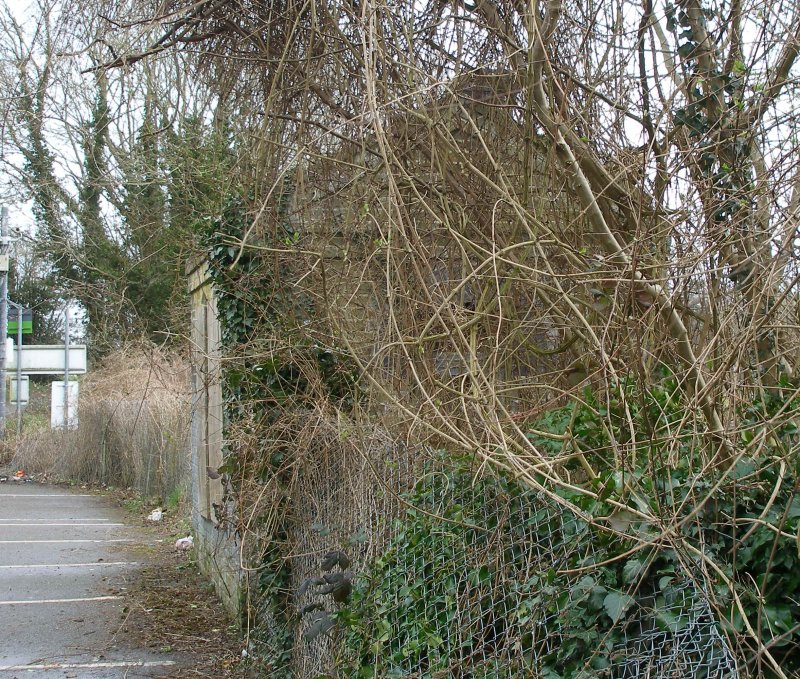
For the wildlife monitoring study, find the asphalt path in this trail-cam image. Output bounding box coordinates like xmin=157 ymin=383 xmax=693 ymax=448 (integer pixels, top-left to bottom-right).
xmin=0 ymin=482 xmax=179 ymax=678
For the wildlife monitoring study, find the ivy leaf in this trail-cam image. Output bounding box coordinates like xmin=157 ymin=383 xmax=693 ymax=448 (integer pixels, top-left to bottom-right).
xmin=349 ymin=528 xmax=368 ymax=544
xmin=665 ymin=4 xmax=677 ymax=31
xmin=763 ymin=604 xmax=794 ymax=635
xmin=303 ymin=610 xmax=335 ymax=641
xmin=731 ymin=458 xmax=756 ymax=480
xmin=787 ymin=496 xmax=800 ymax=520
xmin=658 ymin=575 xmax=676 ymax=592
xmin=603 ymin=591 xmax=634 ymax=623
xmin=312 ymin=522 xmax=331 ymax=537
xmin=673 ymin=106 xmax=707 ymax=135
xmin=655 ymin=607 xmax=690 ymax=633
xmin=622 ymin=558 xmax=646 ymax=584
xmin=677 ymin=41 xmax=698 ymax=59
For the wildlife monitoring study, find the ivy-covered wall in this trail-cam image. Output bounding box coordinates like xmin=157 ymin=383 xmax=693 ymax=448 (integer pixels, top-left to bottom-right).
xmin=189 ymin=192 xmax=800 ymax=678
xmin=193 ymin=195 xmax=374 ymax=674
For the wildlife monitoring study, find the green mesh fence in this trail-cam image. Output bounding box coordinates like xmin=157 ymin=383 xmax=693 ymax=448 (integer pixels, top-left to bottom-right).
xmin=291 ymin=457 xmax=738 ymax=678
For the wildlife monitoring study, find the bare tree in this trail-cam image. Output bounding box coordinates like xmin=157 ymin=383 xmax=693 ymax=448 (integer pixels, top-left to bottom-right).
xmin=0 ymin=0 xmax=223 ymax=351
xmin=48 ymin=0 xmax=800 ymax=673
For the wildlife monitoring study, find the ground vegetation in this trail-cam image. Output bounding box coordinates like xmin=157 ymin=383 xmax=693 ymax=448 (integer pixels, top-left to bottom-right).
xmin=4 ymin=0 xmax=800 ymax=675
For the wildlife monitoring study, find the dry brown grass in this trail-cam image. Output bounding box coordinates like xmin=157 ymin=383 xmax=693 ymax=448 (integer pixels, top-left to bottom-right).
xmin=6 ymin=342 xmax=191 ymax=503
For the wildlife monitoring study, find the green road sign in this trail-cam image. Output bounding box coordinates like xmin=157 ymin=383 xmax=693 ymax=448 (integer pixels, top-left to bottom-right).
xmin=8 ymin=308 xmax=32 ymax=335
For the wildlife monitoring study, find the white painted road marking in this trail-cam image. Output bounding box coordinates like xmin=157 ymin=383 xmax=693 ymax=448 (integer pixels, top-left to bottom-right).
xmin=0 ymin=487 xmax=182 ymax=673
xmin=0 ymin=561 xmax=137 ymax=569
xmin=0 ymin=494 xmax=93 ymax=497
xmin=0 ymin=595 xmax=122 ymax=605
xmin=0 ymin=539 xmax=133 ymax=543
xmin=0 ymin=660 xmax=177 ymax=671
xmin=0 ymin=518 xmax=112 ymax=521
xmin=0 ymin=523 xmax=124 ymax=527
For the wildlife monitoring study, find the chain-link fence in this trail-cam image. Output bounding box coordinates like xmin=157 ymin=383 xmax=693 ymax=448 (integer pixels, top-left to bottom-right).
xmin=280 ymin=449 xmax=739 ymax=678
xmin=612 ymin=580 xmax=738 ymax=679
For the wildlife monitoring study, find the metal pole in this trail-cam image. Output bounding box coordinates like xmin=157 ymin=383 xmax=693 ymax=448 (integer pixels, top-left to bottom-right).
xmin=8 ymin=301 xmax=22 ymax=434
xmin=0 ymin=207 xmax=8 ymax=439
xmin=16 ymin=305 xmax=21 ymax=433
xmin=63 ymin=302 xmax=70 ymax=428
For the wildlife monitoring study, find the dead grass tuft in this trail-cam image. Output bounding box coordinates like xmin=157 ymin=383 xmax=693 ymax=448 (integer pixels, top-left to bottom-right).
xmin=7 ymin=341 xmax=191 ymax=503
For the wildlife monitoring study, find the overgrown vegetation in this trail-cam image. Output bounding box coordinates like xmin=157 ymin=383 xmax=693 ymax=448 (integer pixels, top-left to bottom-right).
xmin=4 ymin=0 xmax=800 ymax=676
xmin=339 ymin=383 xmax=800 ymax=677
xmin=200 ymin=200 xmax=361 ymax=675
xmin=5 ymin=344 xmax=190 ymax=504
